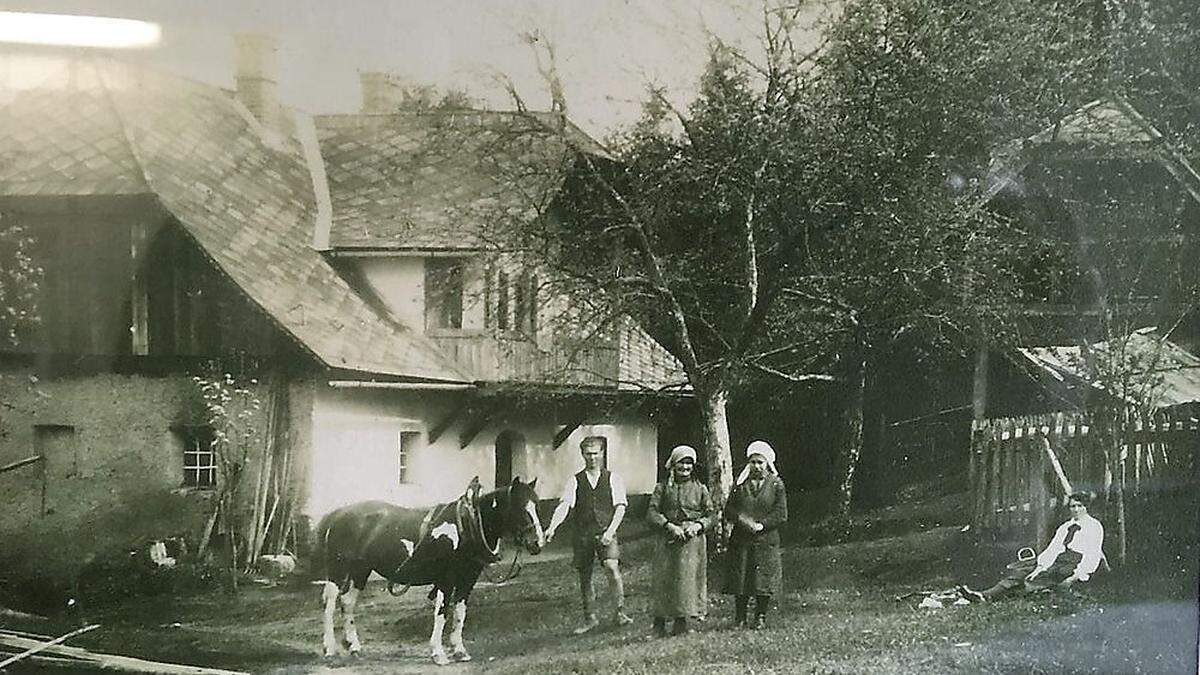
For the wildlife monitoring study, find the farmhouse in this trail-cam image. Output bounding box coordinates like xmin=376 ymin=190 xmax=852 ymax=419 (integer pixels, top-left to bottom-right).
xmin=0 ymin=37 xmax=685 ymax=572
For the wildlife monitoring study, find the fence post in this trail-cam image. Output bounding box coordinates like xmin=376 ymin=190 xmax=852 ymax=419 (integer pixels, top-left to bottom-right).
xmin=1033 ymin=434 xmax=1050 ymax=546
xmin=990 ymin=420 xmax=1005 ymax=529
xmin=972 ymin=424 xmax=990 ymax=528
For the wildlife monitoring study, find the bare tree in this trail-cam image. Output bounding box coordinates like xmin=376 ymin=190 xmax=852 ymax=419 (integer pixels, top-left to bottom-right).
xmin=420 ymin=0 xmax=1198 ymax=520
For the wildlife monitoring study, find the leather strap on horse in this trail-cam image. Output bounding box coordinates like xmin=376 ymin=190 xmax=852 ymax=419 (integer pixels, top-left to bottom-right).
xmin=385 ymin=481 xmax=501 ymax=596
xmin=481 ymin=546 xmax=523 ymax=585
xmin=386 ymin=503 xmax=442 ymax=597
xmin=456 ymin=481 xmax=502 ymax=566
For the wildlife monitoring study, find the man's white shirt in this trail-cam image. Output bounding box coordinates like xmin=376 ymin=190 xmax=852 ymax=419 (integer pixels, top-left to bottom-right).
xmin=1036 ymin=513 xmax=1104 ymax=580
xmin=559 ymin=470 xmax=628 ymax=508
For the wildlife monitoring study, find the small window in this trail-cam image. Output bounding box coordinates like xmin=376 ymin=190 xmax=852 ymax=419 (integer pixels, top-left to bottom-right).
xmin=425 ymin=258 xmax=465 ymax=330
xmin=398 ymin=431 xmax=419 ymax=484
xmin=180 ymin=427 xmax=217 ymax=488
xmin=496 ymin=271 xmax=510 ymax=331
xmin=484 ymin=264 xmax=494 ymax=329
xmin=494 ymin=270 xmax=538 ymax=335
xmin=526 ymin=273 xmax=538 ymax=333
xmin=514 ymin=274 xmax=527 ymax=333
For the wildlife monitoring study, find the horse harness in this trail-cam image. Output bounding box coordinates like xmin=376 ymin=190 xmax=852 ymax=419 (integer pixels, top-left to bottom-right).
xmin=388 ymin=482 xmax=504 ymax=595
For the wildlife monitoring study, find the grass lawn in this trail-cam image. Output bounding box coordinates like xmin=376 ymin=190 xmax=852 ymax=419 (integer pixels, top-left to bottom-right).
xmin=9 ymin=497 xmax=1198 ymax=674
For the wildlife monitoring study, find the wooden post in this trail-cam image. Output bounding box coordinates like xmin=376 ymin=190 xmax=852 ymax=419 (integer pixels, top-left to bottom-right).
xmin=989 ymin=423 xmax=1003 ymax=528
xmin=971 ymin=425 xmax=989 ymax=527
xmin=1033 ymin=438 xmax=1050 ymax=546
xmin=970 ymin=344 xmax=989 ymax=488
xmin=0 ymin=624 xmax=99 ymax=669
xmin=1116 ymin=450 xmax=1128 ymax=565
xmin=1036 ymin=433 xmax=1073 ymax=495
xmin=40 ymin=455 xmax=47 ymax=517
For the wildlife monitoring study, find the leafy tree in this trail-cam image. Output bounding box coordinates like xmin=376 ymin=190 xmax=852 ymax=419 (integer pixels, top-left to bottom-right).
xmin=465 ymin=0 xmax=1198 ymax=516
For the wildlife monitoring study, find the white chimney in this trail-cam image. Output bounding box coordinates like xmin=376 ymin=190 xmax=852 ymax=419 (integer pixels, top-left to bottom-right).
xmin=234 ymin=33 xmax=281 ymax=129
xmin=359 ymin=71 xmax=405 ymax=114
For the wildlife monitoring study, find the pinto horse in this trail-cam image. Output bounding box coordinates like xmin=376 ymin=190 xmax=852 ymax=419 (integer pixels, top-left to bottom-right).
xmin=315 ymin=476 xmax=543 ymax=665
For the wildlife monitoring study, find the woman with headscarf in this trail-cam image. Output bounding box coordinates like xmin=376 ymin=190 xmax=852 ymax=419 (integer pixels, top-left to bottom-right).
xmin=646 ymin=445 xmax=715 ymax=637
xmin=723 ymin=440 xmax=788 ymax=629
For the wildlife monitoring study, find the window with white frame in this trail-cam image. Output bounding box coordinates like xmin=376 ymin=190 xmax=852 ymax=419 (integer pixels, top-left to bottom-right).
xmin=179 ymin=426 xmax=217 ymax=488
xmin=398 ymin=431 xmax=420 ymax=484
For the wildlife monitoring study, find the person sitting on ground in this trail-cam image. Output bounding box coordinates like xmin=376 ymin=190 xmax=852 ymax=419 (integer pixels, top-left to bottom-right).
xmin=960 ymin=491 xmax=1104 ymax=603
xmin=646 ymin=445 xmax=715 ymax=637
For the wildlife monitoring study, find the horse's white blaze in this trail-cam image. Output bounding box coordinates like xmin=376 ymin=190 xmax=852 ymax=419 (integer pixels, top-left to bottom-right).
xmin=400 ymin=538 xmax=415 ymax=557
xmin=430 ymin=589 xmax=448 ymax=661
xmin=320 ymin=581 xmax=339 ymax=656
xmin=525 ymin=501 xmax=546 ymax=548
xmin=450 ymin=600 xmax=469 ymax=658
xmin=431 ymin=522 xmax=459 ymax=549
xmin=341 ymin=586 xmax=361 ymax=653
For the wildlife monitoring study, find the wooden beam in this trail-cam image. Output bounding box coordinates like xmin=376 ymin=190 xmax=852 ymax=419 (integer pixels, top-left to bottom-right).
xmin=0 ymin=624 xmax=98 ymax=669
xmin=1037 ymin=433 xmax=1073 ymax=495
xmin=428 ymin=398 xmax=471 ymax=445
xmin=0 ymin=629 xmax=247 ymax=674
xmin=0 ymin=455 xmax=42 ymax=475
xmin=553 ymin=417 xmax=587 ymax=450
xmin=459 ymin=400 xmax=502 ymax=449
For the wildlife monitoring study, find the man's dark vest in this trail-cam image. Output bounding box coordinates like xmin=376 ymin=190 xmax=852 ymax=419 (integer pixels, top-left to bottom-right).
xmin=574 ymin=470 xmax=614 ymax=536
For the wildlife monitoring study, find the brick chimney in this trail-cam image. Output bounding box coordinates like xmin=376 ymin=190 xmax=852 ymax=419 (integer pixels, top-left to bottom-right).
xmin=359 ymin=71 xmax=406 ymax=113
xmin=234 ymin=33 xmax=281 ymax=129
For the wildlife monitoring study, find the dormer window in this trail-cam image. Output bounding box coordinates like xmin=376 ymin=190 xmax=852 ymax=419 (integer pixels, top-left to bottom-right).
xmin=425 ymin=257 xmax=465 ymax=330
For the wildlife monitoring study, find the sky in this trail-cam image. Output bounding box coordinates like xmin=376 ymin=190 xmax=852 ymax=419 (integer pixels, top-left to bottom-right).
xmin=0 ymin=0 xmax=827 ymax=138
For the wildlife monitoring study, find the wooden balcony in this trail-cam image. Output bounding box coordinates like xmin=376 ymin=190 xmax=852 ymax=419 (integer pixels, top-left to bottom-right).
xmin=428 ymin=332 xmax=619 ymax=386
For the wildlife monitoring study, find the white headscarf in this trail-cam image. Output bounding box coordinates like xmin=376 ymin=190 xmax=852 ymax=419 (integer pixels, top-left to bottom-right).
xmin=736 ymin=440 xmax=777 ymax=485
xmin=665 ymin=445 xmax=698 ymax=484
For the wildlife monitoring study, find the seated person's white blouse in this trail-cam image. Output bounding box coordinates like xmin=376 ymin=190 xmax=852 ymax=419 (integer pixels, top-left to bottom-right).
xmin=1035 ymin=512 xmax=1104 ymax=581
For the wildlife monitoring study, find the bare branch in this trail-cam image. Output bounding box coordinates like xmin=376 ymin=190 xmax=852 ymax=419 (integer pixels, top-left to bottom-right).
xmin=749 ymin=361 xmax=837 ymax=383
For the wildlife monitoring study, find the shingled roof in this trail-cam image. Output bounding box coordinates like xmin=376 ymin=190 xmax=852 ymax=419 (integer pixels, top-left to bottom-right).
xmin=0 ymin=61 xmax=147 ymax=196
xmin=315 ymin=110 xmax=606 ymax=250
xmin=1019 ymin=327 xmax=1200 ymax=409
xmin=985 ymin=98 xmax=1200 ymax=205
xmin=0 ymin=57 xmax=467 ymax=382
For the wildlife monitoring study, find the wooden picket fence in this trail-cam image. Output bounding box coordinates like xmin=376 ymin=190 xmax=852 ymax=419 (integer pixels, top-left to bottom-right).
xmin=970 ymin=408 xmax=1199 ymax=555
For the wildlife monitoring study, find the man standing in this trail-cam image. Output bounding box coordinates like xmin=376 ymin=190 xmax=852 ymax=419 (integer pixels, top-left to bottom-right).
xmin=546 ymin=436 xmax=633 ymax=634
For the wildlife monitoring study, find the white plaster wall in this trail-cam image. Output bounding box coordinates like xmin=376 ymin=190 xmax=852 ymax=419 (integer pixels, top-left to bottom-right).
xmin=355 ymin=257 xmax=425 ymax=331
xmin=306 ymin=386 xmax=659 ymax=519
xmin=352 ymin=256 xmax=486 ymax=334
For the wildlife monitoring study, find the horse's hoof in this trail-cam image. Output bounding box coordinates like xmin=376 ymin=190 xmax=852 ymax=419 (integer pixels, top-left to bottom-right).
xmin=322 ymin=648 xmax=338 ymax=659
xmin=432 ymin=652 xmax=452 ymax=666
xmin=348 ymin=646 xmax=362 ymax=657
xmin=452 ymin=650 xmax=472 ymax=662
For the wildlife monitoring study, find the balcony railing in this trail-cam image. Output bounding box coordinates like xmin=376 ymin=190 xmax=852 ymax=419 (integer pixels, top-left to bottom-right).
xmin=427 ymin=332 xmax=619 ymax=386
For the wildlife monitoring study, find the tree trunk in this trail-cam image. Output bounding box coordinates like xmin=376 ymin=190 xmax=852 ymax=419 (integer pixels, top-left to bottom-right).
xmin=698 ymin=384 xmax=733 ymax=510
xmin=836 ymin=349 xmax=867 ymax=520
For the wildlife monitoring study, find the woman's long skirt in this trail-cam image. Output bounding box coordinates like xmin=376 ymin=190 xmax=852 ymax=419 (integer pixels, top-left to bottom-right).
xmin=651 ymin=534 xmax=708 ymax=618
xmin=723 ymin=539 xmax=782 ymax=596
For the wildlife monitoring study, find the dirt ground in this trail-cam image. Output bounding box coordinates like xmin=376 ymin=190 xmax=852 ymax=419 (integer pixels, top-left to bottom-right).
xmin=5 ymin=500 xmax=1198 ymax=674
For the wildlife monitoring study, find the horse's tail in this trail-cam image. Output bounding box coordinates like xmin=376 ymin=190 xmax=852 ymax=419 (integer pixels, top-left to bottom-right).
xmin=312 ymin=511 xmax=338 ymax=589
xmin=312 ymin=513 xmax=341 ymax=607
xmin=316 ymin=579 xmax=339 ymax=607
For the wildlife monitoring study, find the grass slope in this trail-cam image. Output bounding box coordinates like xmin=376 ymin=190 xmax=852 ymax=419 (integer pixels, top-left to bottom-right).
xmin=5 ymin=495 xmax=1196 ymax=674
